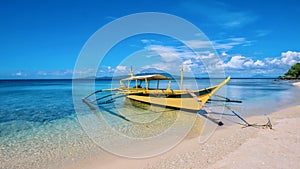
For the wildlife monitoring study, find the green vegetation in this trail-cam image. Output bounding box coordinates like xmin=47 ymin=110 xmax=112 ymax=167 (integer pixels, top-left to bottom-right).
xmin=280 ymin=63 xmax=300 ymax=79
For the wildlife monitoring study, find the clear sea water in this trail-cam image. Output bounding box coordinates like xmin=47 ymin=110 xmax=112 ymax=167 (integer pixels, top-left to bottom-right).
xmin=0 ymin=78 xmax=299 ymax=168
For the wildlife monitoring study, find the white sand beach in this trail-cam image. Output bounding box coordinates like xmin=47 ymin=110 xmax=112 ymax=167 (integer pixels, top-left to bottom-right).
xmin=292 ymin=81 xmax=300 ymax=86
xmin=72 ymin=104 xmax=300 ymax=169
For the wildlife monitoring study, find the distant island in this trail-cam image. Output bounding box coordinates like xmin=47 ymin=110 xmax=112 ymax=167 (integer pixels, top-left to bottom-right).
xmin=279 ymin=63 xmax=300 ymax=80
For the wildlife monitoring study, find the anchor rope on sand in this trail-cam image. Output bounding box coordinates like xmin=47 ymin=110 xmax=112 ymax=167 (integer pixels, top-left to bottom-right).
xmin=224 ymin=105 xmax=273 ymax=129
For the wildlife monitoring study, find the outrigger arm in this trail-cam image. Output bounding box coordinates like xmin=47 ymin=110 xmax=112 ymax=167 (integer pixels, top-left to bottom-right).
xmin=82 ymin=88 xmax=121 ymax=100
xmin=82 ymin=88 xmax=144 ymax=105
xmin=187 ymin=89 xmax=224 ymax=126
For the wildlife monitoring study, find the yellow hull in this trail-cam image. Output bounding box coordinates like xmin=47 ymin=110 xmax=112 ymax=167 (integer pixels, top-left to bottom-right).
xmin=127 ymin=94 xmax=211 ymax=110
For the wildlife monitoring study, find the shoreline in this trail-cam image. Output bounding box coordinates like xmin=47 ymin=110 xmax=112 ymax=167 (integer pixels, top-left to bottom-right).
xmin=293 ymin=81 xmax=300 ymax=86
xmin=73 ymin=103 xmax=300 ymax=169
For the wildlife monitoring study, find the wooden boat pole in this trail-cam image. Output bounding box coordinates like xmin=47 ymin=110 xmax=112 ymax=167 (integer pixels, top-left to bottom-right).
xmin=145 ymin=78 xmax=148 ymax=90
xmin=187 ymin=89 xmax=223 ymax=126
xmin=180 ymin=65 xmax=184 ymax=90
xmin=136 ymin=79 xmax=138 ymax=89
xmin=167 ymin=80 xmax=171 ymax=90
xmin=130 ymin=66 xmax=134 ymax=77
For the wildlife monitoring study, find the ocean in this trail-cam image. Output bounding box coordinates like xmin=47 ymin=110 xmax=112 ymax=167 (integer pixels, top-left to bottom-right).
xmin=0 ymin=78 xmax=299 ymax=168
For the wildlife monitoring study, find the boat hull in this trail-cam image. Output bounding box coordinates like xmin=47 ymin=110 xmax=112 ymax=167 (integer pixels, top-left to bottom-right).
xmin=126 ymin=93 xmax=211 ymax=111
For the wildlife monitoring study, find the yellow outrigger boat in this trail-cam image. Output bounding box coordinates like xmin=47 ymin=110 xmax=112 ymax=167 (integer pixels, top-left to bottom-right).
xmin=82 ymin=68 xmax=274 ymax=128
xmin=83 ymin=68 xmax=230 ymax=111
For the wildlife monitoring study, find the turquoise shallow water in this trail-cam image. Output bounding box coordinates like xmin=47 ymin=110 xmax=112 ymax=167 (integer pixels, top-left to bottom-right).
xmin=0 ymin=78 xmax=299 ymax=168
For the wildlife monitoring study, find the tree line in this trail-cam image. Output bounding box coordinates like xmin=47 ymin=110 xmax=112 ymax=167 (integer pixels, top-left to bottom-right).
xmin=279 ymin=63 xmax=300 ymax=79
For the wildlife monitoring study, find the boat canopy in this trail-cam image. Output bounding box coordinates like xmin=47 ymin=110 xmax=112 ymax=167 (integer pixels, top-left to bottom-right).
xmin=121 ymin=74 xmax=171 ymax=81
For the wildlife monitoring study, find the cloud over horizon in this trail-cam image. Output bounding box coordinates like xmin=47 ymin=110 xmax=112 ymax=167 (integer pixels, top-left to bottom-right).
xmin=221 ymin=51 xmax=300 ymax=76
xmin=8 ymin=50 xmax=300 ymax=79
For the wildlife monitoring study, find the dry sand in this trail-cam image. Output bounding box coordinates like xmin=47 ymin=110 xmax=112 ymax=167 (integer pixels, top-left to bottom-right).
xmin=292 ymin=81 xmax=300 ymax=86
xmin=73 ymin=104 xmax=300 ymax=169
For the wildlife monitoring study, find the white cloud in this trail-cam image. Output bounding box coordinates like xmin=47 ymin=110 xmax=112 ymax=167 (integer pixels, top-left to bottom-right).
xmin=183 ymin=59 xmax=192 ymax=65
xmin=143 ymin=45 xmax=187 ymax=72
xmin=144 ymin=37 xmax=253 ymax=72
xmin=96 ymin=66 xmax=130 ymax=76
xmin=15 ymin=72 xmax=22 ymax=76
xmin=221 ymin=52 xmax=228 ymax=57
xmin=141 ymin=39 xmax=150 ymax=44
xmin=37 ymin=71 xmax=48 ymax=76
xmin=73 ymin=68 xmax=95 ymax=76
xmin=42 ymin=68 xmax=98 ymax=78
xmin=280 ymin=51 xmax=300 ymax=66
xmin=13 ymin=71 xmax=25 ymax=77
xmin=214 ymin=37 xmax=251 ymax=51
xmin=193 ymin=52 xmax=216 ymax=61
xmin=221 ymin=12 xmax=257 ymax=28
xmin=265 ymin=58 xmax=280 ymax=65
xmin=182 ymin=59 xmax=198 ymax=72
xmin=143 ymin=43 xmax=224 ymax=75
xmin=243 ymin=59 xmax=254 ymax=67
xmin=146 ymin=45 xmax=180 ymax=62
xmin=144 ymin=44 xmax=201 ymax=72
xmin=115 ymin=66 xmax=127 ymax=72
xmin=253 ymin=60 xmax=265 ymax=67
xmin=53 ymin=70 xmax=73 ymax=76
xmin=223 ymin=56 xmax=266 ymax=69
xmin=140 ymin=39 xmax=160 ymax=45
xmin=12 ymin=70 xmax=75 ymax=78
xmin=141 ymin=39 xmax=148 ymax=43
xmin=183 ymin=38 xmax=251 ymax=52
xmin=264 ymin=51 xmax=300 ymax=67
xmin=184 ymin=40 xmax=211 ymax=49
xmin=223 ymin=55 xmax=246 ymax=69
xmin=221 ymin=50 xmax=300 ymax=76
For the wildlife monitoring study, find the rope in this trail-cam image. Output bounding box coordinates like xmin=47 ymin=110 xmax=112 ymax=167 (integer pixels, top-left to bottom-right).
xmin=224 ymin=105 xmax=272 ymax=129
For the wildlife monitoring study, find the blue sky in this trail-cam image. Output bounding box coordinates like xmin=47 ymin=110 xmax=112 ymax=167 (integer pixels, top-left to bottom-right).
xmin=1 ymin=0 xmax=300 ymax=78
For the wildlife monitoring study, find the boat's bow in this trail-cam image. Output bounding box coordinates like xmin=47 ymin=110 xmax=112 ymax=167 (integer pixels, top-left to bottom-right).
xmin=195 ymin=76 xmax=231 ymax=106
